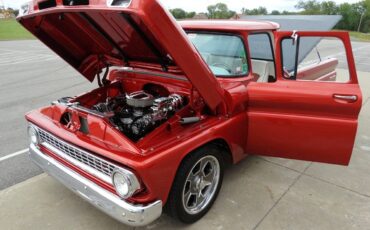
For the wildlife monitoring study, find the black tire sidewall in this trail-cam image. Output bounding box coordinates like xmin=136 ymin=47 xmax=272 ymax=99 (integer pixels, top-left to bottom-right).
xmin=166 ymin=145 xmax=225 ymax=223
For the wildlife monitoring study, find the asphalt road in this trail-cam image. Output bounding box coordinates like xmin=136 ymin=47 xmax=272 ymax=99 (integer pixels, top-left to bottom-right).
xmin=0 ymin=39 xmax=370 ymax=190
xmin=302 ymin=38 xmax=370 ymax=73
xmin=0 ymin=40 xmax=94 ymax=189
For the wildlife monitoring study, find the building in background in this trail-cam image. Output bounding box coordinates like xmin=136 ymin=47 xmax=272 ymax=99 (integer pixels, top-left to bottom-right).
xmin=192 ymin=13 xmax=208 ymax=20
xmin=0 ymin=0 xmax=16 ymax=19
xmin=230 ymin=14 xmax=243 ymax=20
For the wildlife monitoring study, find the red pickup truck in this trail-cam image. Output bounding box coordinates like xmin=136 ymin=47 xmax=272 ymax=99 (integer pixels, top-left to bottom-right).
xmin=19 ymin=0 xmax=362 ymax=226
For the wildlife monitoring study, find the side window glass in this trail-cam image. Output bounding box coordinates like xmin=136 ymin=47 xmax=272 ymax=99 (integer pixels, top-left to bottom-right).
xmin=281 ymin=38 xmax=298 ymax=77
xmin=282 ymin=36 xmax=350 ymax=83
xmin=248 ymin=33 xmax=275 ymax=83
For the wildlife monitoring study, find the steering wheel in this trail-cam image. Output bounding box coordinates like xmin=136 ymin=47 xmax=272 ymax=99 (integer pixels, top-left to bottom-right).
xmin=211 ymin=63 xmax=233 ymax=74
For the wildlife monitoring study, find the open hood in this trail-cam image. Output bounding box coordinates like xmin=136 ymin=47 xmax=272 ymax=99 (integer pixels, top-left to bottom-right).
xmin=17 ymin=0 xmax=225 ymax=111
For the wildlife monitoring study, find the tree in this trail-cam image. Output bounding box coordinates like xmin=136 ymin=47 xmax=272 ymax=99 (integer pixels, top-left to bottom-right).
xmin=336 ymin=2 xmax=366 ymax=31
xmin=281 ymin=10 xmax=295 ymax=15
xmin=257 ymin=7 xmax=268 ymax=15
xmin=186 ymin=11 xmax=196 ymax=18
xmin=207 ymin=3 xmax=236 ymax=19
xmin=242 ymin=7 xmax=268 ymax=15
xmin=321 ymin=1 xmax=338 ymax=15
xmin=271 ymin=10 xmax=281 ymax=15
xmin=361 ymin=0 xmax=370 ymax=32
xmin=295 ymin=0 xmax=322 ymax=14
xmin=241 ymin=7 xmax=246 ymax=14
xmin=295 ymin=0 xmax=370 ymax=32
xmin=169 ymin=8 xmax=187 ymax=19
xmin=207 ymin=4 xmax=217 ymax=18
xmin=169 ymin=9 xmax=196 ymax=19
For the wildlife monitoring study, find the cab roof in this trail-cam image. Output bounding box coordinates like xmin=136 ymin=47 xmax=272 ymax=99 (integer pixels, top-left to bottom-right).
xmin=179 ymin=20 xmax=280 ymax=32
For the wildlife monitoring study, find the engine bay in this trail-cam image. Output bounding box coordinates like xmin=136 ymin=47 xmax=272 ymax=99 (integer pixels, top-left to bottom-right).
xmin=93 ymin=91 xmax=184 ymax=141
xmin=57 ymin=82 xmax=189 ymax=142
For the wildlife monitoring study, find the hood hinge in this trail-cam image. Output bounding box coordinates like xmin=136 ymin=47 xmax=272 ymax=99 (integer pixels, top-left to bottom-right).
xmin=96 ymin=56 xmax=111 ymax=87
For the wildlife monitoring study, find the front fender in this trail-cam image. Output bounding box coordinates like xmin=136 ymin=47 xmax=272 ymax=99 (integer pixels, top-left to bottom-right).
xmin=134 ymin=113 xmax=247 ymax=204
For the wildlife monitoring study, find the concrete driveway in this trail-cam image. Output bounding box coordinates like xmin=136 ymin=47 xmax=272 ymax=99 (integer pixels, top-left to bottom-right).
xmin=0 ymin=40 xmax=370 ymax=230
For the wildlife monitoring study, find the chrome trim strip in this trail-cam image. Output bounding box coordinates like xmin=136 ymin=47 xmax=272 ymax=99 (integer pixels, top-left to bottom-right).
xmin=29 ymin=144 xmax=162 ymax=227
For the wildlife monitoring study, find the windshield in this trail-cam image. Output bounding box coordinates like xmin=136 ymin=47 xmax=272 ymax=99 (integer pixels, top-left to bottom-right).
xmin=188 ymin=33 xmax=249 ymax=77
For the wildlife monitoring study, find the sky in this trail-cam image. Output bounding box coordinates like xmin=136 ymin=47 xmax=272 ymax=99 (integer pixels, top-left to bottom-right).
xmin=1 ymin=0 xmax=362 ymax=13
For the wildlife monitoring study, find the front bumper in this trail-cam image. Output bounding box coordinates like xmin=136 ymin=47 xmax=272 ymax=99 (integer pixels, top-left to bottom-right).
xmin=29 ymin=144 xmax=162 ymax=227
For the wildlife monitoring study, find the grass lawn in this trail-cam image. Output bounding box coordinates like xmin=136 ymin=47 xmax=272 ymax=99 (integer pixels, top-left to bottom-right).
xmin=348 ymin=31 xmax=370 ymax=42
xmin=332 ymin=30 xmax=370 ymax=42
xmin=0 ymin=19 xmax=34 ymax=40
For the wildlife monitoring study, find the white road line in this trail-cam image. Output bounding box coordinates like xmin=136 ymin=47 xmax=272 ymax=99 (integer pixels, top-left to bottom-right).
xmin=0 ymin=148 xmax=29 ymax=162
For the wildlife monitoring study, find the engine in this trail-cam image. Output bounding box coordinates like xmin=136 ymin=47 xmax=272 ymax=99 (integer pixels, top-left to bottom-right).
xmin=92 ymin=91 xmax=184 ymax=141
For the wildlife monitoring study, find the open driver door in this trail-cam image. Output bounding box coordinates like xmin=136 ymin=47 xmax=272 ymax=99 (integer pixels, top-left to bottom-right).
xmin=245 ymin=31 xmax=362 ymax=165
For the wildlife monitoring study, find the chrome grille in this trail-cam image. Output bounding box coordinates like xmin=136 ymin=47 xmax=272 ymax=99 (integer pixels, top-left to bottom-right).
xmin=38 ymin=128 xmax=116 ymax=178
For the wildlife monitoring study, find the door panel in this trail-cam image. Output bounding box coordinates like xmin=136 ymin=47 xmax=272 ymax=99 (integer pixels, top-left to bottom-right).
xmin=246 ymin=31 xmax=362 ymax=165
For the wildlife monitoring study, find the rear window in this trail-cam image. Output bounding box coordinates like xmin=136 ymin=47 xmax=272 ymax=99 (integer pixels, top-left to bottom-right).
xmin=248 ymin=33 xmax=274 ymax=61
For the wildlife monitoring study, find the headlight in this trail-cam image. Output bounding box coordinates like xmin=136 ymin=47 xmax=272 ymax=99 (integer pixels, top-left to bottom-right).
xmin=112 ymin=169 xmax=140 ymax=199
xmin=28 ymin=125 xmax=40 ymax=145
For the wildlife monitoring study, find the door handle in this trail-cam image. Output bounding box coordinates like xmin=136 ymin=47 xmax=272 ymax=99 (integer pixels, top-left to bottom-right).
xmin=333 ymin=94 xmax=358 ymax=103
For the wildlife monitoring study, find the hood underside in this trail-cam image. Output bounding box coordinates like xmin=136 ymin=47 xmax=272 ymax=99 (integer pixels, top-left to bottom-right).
xmin=19 ymin=9 xmax=173 ymax=81
xmin=18 ymin=0 xmax=225 ymax=111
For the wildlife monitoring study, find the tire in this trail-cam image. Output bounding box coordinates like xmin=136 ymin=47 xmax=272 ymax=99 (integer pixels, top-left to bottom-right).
xmin=165 ymin=145 xmax=225 ymax=223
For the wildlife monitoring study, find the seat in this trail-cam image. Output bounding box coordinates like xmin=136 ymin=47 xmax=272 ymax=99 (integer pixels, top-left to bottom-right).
xmin=251 ymin=60 xmax=270 ymax=83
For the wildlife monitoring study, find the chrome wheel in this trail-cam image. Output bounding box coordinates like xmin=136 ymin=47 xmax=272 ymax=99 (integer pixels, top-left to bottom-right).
xmin=182 ymin=155 xmax=220 ymax=215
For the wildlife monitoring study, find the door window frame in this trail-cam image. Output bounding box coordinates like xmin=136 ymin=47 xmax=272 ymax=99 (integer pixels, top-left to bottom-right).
xmin=247 ymin=31 xmax=277 ymax=82
xmin=274 ymin=31 xmax=359 ymax=84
